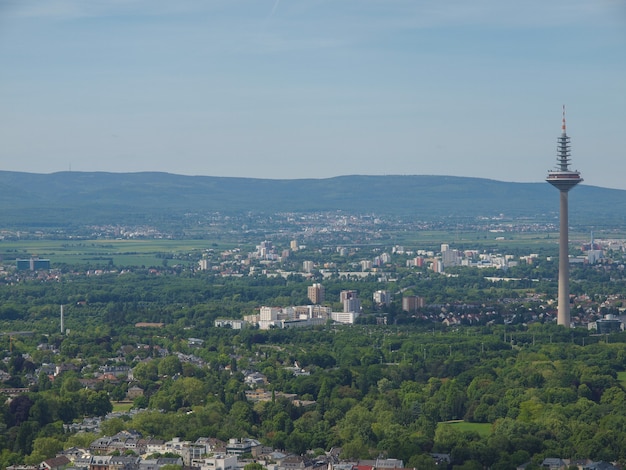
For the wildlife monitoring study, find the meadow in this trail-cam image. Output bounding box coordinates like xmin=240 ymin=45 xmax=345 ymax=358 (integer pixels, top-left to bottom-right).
xmin=0 ymin=239 xmax=239 ymax=268
xmin=439 ymin=421 xmax=493 ymax=438
xmin=0 ymin=227 xmax=621 ymax=269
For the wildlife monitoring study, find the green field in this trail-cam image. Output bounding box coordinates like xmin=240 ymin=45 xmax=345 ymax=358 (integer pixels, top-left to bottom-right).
xmin=0 ymin=227 xmax=619 ymax=268
xmin=438 ymin=420 xmax=493 ymax=438
xmin=112 ymin=402 xmax=134 ymax=413
xmin=0 ymin=239 xmax=243 ymax=268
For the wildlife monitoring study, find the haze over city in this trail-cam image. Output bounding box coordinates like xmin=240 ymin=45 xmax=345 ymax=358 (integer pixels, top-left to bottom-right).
xmin=0 ymin=0 xmax=625 ymax=188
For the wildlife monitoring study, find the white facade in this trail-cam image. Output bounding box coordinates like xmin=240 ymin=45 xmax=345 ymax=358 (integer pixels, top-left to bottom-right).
xmin=588 ymin=250 xmax=603 ymax=264
xmin=214 ymin=319 xmax=245 ymax=329
xmin=332 ymin=311 xmax=359 ymax=324
xmin=192 ymin=455 xmax=238 ymax=470
xmin=260 ymin=307 xmax=280 ymax=321
xmin=302 ymin=260 xmax=315 ymax=273
xmin=198 ymin=259 xmax=210 ymax=270
xmin=373 ymin=290 xmax=391 ymax=306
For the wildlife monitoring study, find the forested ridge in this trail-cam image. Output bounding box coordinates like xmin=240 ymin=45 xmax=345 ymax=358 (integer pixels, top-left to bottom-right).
xmin=2 ymin=171 xmax=626 ymax=227
xmin=1 ymin=266 xmax=626 ymax=469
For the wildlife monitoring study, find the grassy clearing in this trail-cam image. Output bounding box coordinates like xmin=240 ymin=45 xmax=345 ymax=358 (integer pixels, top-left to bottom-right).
xmin=0 ymin=239 xmax=241 ymax=268
xmin=112 ymin=402 xmax=134 ymax=412
xmin=439 ymin=420 xmax=493 ymax=438
xmin=618 ymin=371 xmax=626 ymax=389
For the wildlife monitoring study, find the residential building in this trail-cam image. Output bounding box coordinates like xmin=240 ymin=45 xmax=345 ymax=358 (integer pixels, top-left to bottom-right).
xmin=361 ymin=260 xmax=373 ymax=271
xmin=192 ymin=454 xmax=237 ymax=470
xmin=214 ymin=319 xmax=246 ymax=329
xmin=373 ymin=290 xmax=391 ymax=306
xmin=307 ymin=283 xmax=325 ymax=304
xmin=126 ymin=386 xmax=144 ymax=400
xmin=331 ymin=311 xmax=359 ymax=324
xmin=16 ymin=257 xmax=50 ymax=271
xmin=340 ymin=290 xmax=359 ymax=313
xmin=40 ymin=456 xmax=71 ymax=470
xmin=225 ymin=438 xmax=261 ymax=455
xmin=90 ymin=455 xmax=113 ymax=470
xmin=139 ymin=458 xmax=184 ymax=470
xmin=198 ymin=259 xmax=210 ymax=270
xmin=402 ymin=296 xmax=425 ymax=312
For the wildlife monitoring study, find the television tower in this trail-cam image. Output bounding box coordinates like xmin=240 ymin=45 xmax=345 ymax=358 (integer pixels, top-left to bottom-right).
xmin=546 ymin=106 xmax=583 ymax=327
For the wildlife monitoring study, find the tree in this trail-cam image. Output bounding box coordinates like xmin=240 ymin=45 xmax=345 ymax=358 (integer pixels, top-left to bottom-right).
xmin=65 ymin=432 xmax=99 ymax=449
xmin=158 ymin=356 xmax=183 ymax=377
xmin=31 ymin=437 xmax=63 ymax=460
xmin=133 ymin=361 xmax=159 ymax=383
xmin=244 ymin=463 xmax=265 ymax=470
xmin=100 ymin=417 xmax=127 ymax=436
xmin=8 ymin=394 xmax=34 ymax=427
xmin=80 ymin=390 xmax=113 ymax=416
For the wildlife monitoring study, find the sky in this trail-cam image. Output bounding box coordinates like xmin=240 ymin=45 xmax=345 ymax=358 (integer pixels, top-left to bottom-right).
xmin=0 ymin=0 xmax=625 ymax=189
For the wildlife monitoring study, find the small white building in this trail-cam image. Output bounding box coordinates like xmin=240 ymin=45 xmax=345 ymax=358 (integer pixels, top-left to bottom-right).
xmin=192 ymin=454 xmax=238 ymax=470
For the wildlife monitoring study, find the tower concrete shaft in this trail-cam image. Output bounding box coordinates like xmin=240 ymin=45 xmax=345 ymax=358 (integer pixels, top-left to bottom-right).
xmin=557 ymin=191 xmax=571 ymax=327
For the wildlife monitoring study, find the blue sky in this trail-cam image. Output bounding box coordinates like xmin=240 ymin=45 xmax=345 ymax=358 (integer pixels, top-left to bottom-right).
xmin=1 ymin=0 xmax=625 ymax=188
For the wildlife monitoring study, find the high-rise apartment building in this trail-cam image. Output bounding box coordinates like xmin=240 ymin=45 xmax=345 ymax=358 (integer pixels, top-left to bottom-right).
xmin=16 ymin=257 xmax=50 ymax=271
xmin=341 ymin=290 xmax=360 ymax=313
xmin=402 ymin=295 xmax=425 ymax=312
xmin=198 ymin=259 xmax=209 ymax=270
xmin=373 ymin=290 xmax=391 ymax=307
xmin=307 ymin=283 xmax=325 ymax=305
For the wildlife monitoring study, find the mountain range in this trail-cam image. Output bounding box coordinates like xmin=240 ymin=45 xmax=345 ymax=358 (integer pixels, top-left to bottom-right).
xmin=0 ymin=171 xmax=624 ymax=229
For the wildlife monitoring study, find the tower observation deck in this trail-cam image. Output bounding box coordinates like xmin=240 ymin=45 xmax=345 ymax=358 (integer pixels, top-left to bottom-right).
xmin=546 ymin=106 xmax=582 ymax=191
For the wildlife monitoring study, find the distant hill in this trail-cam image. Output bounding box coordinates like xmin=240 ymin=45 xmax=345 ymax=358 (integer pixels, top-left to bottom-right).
xmin=0 ymin=171 xmax=624 ymax=228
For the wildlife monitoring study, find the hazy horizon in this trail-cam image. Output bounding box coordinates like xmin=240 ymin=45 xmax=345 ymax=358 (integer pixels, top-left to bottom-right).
xmin=1 ymin=1 xmax=625 ymax=189
xmin=2 ymin=169 xmax=625 ymax=194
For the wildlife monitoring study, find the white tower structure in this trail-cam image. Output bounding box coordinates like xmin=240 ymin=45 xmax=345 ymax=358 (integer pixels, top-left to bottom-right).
xmin=546 ymin=106 xmax=583 ymax=327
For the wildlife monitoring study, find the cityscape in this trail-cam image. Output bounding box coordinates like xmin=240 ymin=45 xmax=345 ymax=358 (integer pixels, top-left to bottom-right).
xmin=0 ymin=114 xmax=626 ymax=470
xmin=1 ymin=0 xmax=626 ymax=468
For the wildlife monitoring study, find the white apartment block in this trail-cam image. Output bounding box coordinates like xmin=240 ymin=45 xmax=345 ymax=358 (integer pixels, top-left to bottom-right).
xmin=332 ymin=311 xmax=359 ymax=324
xmin=260 ymin=306 xmax=280 ymax=321
xmin=373 ymin=290 xmax=391 ymax=306
xmin=192 ymin=454 xmax=237 ymax=470
xmin=302 ymin=260 xmax=315 ymax=273
xmin=256 ymin=305 xmax=331 ymax=329
xmin=198 ymin=259 xmax=210 ymax=270
xmin=214 ymin=319 xmax=246 ymax=329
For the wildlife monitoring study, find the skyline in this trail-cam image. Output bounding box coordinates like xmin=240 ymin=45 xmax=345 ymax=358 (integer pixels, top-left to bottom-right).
xmin=1 ymin=1 xmax=625 ymax=189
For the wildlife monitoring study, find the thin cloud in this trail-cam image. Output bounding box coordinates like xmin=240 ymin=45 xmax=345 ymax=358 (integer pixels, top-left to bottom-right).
xmin=269 ymin=0 xmax=280 ymax=19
